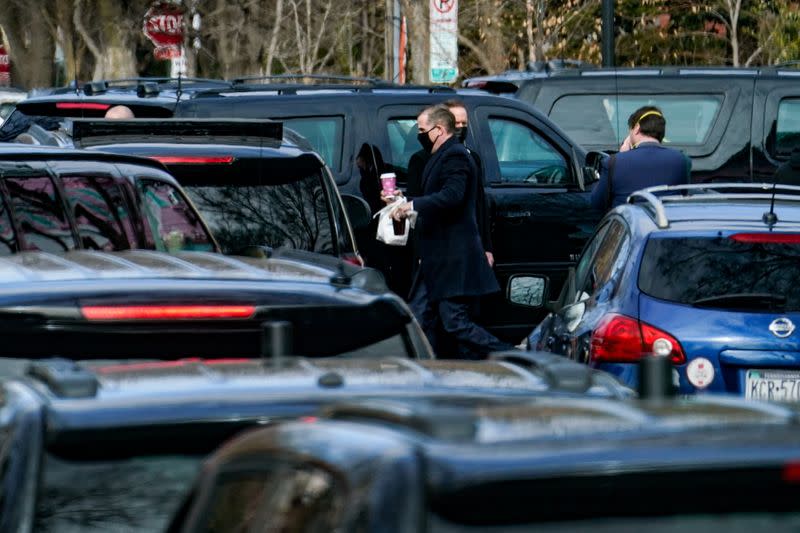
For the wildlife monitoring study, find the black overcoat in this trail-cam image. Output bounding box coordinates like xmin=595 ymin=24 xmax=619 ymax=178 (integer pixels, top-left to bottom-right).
xmin=413 ymin=136 xmax=499 ymax=301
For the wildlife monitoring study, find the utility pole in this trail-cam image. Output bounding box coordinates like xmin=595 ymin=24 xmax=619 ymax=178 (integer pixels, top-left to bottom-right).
xmin=601 ymin=0 xmax=615 ymax=67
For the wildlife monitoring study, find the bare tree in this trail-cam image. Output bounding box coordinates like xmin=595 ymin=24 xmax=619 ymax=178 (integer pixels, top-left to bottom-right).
xmin=0 ymin=0 xmax=56 ymax=88
xmin=400 ymin=0 xmax=429 ymax=83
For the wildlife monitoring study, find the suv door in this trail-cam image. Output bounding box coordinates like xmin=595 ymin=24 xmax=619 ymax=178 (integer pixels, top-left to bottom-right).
xmin=474 ymin=104 xmax=602 ymax=341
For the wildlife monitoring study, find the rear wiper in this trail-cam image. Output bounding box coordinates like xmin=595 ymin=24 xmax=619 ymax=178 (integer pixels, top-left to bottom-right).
xmin=691 ymin=293 xmax=787 ymax=310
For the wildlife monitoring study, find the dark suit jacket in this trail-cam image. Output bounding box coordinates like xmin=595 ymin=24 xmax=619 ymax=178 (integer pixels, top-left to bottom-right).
xmin=590 ymin=142 xmax=691 ymax=210
xmin=413 ymin=136 xmax=499 ymax=301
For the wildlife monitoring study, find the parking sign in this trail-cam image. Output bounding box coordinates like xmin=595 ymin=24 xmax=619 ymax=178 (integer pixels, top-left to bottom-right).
xmin=429 ymin=0 xmax=458 ymax=84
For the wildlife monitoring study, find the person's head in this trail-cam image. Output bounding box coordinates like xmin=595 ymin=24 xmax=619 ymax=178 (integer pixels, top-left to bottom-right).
xmin=417 ymin=104 xmax=455 ymax=153
xmin=104 ymin=105 xmax=135 ymax=120
xmin=442 ymin=99 xmax=468 ymax=142
xmin=627 ymin=106 xmax=666 ymax=144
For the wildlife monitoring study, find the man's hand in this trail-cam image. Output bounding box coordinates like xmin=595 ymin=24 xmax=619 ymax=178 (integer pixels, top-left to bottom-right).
xmin=485 ymin=251 xmax=495 ymax=267
xmin=619 ymin=134 xmax=633 ymax=152
xmin=391 ymin=202 xmax=413 ymax=221
xmin=381 ymin=189 xmax=404 ymax=204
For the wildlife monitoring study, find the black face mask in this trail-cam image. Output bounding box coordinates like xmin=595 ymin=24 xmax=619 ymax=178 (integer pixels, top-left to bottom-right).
xmin=417 ymin=127 xmax=436 ymax=153
xmin=456 ymin=125 xmax=468 ymax=143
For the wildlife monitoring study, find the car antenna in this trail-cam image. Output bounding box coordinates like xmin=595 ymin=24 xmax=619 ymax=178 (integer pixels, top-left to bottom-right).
xmin=762 ymin=182 xmax=779 ymax=230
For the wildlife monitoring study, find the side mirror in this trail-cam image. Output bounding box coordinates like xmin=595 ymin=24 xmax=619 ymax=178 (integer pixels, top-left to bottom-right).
xmin=506 ymin=274 xmax=548 ymax=309
xmin=341 ymin=194 xmax=371 ymax=230
xmin=583 ymin=151 xmax=607 ymax=185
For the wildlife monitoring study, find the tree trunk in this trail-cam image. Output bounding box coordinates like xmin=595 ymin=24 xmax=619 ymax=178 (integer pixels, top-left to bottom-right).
xmin=0 ymin=0 xmax=55 ymax=89
xmin=400 ymin=0 xmax=428 ymax=83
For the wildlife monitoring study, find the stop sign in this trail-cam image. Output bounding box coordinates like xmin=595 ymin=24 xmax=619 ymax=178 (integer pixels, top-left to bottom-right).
xmin=143 ymin=2 xmax=185 ymax=60
xmin=0 ymin=45 xmax=9 ymax=87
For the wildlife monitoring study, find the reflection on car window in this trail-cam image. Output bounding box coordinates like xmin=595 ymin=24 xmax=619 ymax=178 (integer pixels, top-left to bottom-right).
xmin=282 ymin=117 xmax=344 ymax=171
xmin=550 ymin=94 xmax=722 ymax=147
xmin=35 ymin=454 xmax=201 ymax=532
xmin=137 ymin=179 xmax=215 ymax=253
xmin=385 ymin=118 xmax=420 ymax=183
xmin=0 ymin=194 xmax=17 ymax=255
xmin=62 ymin=175 xmax=136 ymax=251
xmin=582 ymin=220 xmax=628 ymax=296
xmin=206 ymin=464 xmax=343 ymax=533
xmin=487 ymin=118 xmax=567 ymax=184
xmin=639 ymin=236 xmax=800 ymax=310
xmin=775 ymin=98 xmax=800 ymax=158
xmin=6 ymin=176 xmax=75 ymax=253
xmin=182 ymin=172 xmax=334 ymax=255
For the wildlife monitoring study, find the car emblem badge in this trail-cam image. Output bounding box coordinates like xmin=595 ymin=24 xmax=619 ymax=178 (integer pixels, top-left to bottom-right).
xmin=769 ymin=317 xmax=795 ymax=338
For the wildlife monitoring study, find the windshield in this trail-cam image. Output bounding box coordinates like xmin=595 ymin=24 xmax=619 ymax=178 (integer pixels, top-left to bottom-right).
xmin=638 ymin=235 xmax=800 ymax=311
xmin=35 ymin=453 xmax=201 ymax=532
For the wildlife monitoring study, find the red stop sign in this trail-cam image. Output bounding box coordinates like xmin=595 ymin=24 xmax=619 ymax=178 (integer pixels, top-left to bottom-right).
xmin=0 ymin=45 xmax=10 ymax=87
xmin=143 ymin=2 xmax=184 ymax=59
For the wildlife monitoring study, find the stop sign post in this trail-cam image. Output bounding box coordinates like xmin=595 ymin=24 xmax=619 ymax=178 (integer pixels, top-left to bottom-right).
xmin=143 ymin=2 xmax=185 ymax=60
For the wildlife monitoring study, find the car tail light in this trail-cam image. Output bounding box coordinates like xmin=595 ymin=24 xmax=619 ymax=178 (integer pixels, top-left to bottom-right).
xmin=81 ymin=305 xmax=256 ymax=320
xmin=783 ymin=462 xmax=800 ymax=483
xmin=342 ymin=254 xmax=364 ymax=267
xmin=730 ymin=233 xmax=800 ymax=244
xmin=590 ymin=314 xmax=685 ymax=365
xmin=147 ymin=155 xmax=235 ymax=165
xmin=55 ymin=102 xmax=111 ymax=111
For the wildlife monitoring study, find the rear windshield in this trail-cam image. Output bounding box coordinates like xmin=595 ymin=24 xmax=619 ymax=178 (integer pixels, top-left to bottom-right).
xmin=181 ymin=169 xmax=335 ymax=255
xmin=638 ymin=235 xmax=800 ymax=311
xmin=35 ymin=453 xmax=200 ymax=532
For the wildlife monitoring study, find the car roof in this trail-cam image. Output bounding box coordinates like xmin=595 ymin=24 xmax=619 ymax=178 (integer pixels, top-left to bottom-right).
xmin=0 ymin=143 xmax=173 ymax=173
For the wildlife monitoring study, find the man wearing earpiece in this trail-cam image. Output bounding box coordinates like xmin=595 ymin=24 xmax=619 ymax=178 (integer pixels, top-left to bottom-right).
xmin=591 ymin=105 xmax=691 ymax=211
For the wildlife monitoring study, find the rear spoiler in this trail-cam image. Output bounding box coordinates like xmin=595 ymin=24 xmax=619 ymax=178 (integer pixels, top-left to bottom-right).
xmin=71 ymin=118 xmax=283 ymax=148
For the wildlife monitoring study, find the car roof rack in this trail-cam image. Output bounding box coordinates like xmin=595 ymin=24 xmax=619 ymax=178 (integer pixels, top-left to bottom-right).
xmin=27 ymin=359 xmax=99 ymax=398
xmin=628 ymin=183 xmax=800 ymax=228
xmin=231 ymin=73 xmax=386 ymax=85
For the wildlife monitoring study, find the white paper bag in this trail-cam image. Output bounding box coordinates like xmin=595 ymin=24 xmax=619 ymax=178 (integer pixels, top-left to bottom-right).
xmin=374 ymin=199 xmax=415 ymax=246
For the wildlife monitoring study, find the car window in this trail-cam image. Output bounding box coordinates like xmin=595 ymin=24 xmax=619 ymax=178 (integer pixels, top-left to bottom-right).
xmin=487 ymin=117 xmax=568 ymax=184
xmin=180 ymin=170 xmax=335 ymax=255
xmin=550 ymin=94 xmax=723 ymax=147
xmin=578 ymin=219 xmax=628 ymax=298
xmin=282 ymin=117 xmax=344 ymax=172
xmin=568 ymin=222 xmax=610 ymax=305
xmin=385 ymin=118 xmax=421 ymax=183
xmin=204 ymin=464 xmax=343 ymax=533
xmin=774 ymin=98 xmax=800 ymax=158
xmin=638 ymin=235 xmax=800 ymax=311
xmin=61 ymin=175 xmax=136 ymax=251
xmin=137 ymin=179 xmax=215 ymax=253
xmin=5 ymin=176 xmax=76 ymax=253
xmin=0 ymin=194 xmax=17 ymax=255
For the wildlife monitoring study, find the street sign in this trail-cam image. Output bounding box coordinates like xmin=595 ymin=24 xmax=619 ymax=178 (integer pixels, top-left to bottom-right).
xmin=0 ymin=45 xmax=9 ymax=87
xmin=143 ymin=2 xmax=185 ymax=60
xmin=429 ymin=0 xmax=458 ymax=83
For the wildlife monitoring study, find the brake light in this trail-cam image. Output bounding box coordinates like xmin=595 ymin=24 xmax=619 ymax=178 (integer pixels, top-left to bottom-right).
xmin=783 ymin=462 xmax=800 ymax=483
xmin=55 ymin=102 xmax=111 ymax=111
xmin=147 ymin=155 xmax=235 ymax=165
xmin=730 ymin=233 xmax=800 ymax=244
xmin=81 ymin=305 xmax=256 ymax=320
xmin=590 ymin=314 xmax=685 ymax=364
xmin=342 ymin=254 xmax=364 ymax=267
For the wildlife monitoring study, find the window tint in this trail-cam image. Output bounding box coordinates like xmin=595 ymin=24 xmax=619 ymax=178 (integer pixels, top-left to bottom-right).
xmin=205 ymin=464 xmax=343 ymax=533
xmin=639 ymin=235 xmax=800 ymax=311
xmin=550 ymin=94 xmax=723 ymax=146
xmin=487 ymin=118 xmax=567 ymax=184
xmin=0 ymin=195 xmax=16 ymax=255
xmin=569 ymin=223 xmax=610 ymax=305
xmin=181 ymin=171 xmax=334 ymax=254
xmin=775 ymin=98 xmax=800 ymax=157
xmin=137 ymin=180 xmax=215 ymax=253
xmin=283 ymin=117 xmax=344 ymax=171
xmin=385 ymin=118 xmax=421 ymax=183
xmin=61 ymin=176 xmax=136 ymax=251
xmin=5 ymin=176 xmax=75 ymax=252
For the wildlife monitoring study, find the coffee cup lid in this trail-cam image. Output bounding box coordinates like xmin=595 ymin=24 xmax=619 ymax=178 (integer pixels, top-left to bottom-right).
xmin=380 ymin=172 xmax=396 ymax=179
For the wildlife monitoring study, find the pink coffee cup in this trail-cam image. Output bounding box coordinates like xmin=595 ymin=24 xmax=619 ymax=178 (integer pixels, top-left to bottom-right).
xmin=380 ymin=172 xmax=397 ymax=195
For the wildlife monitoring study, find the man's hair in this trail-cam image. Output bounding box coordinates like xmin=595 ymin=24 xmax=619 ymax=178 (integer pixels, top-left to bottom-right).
xmin=628 ymin=105 xmax=666 ymax=142
xmin=442 ymin=98 xmax=466 ymax=111
xmin=421 ymin=104 xmax=455 ymax=133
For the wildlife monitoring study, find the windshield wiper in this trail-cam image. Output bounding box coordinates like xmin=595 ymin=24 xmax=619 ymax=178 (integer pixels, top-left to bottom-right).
xmin=691 ymin=293 xmax=787 ymax=310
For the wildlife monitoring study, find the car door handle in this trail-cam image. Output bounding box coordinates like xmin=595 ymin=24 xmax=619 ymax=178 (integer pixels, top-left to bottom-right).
xmin=505 ymin=211 xmax=532 ymax=222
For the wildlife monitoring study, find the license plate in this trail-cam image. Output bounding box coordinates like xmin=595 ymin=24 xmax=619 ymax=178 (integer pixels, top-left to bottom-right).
xmin=745 ymin=370 xmax=800 ymax=403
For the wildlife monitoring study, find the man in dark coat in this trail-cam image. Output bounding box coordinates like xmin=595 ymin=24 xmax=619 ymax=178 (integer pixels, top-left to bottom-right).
xmin=590 ymin=105 xmax=691 ymax=210
xmin=391 ymin=104 xmax=512 ymax=358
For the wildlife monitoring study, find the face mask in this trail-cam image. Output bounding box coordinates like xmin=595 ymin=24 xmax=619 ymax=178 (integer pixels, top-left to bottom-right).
xmin=456 ymin=125 xmax=468 ymax=143
xmin=417 ymin=127 xmax=436 ymax=153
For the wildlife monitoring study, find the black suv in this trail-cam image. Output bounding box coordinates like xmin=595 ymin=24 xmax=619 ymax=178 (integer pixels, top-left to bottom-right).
xmin=0 ymin=145 xmax=217 ymax=255
xmin=465 ymin=66 xmax=800 ymax=183
xmin=3 ymin=78 xmax=602 ymax=341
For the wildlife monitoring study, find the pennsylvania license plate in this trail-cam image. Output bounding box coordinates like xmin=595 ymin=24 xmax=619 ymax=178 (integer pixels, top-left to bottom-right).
xmin=746 ymin=370 xmax=800 ymax=403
